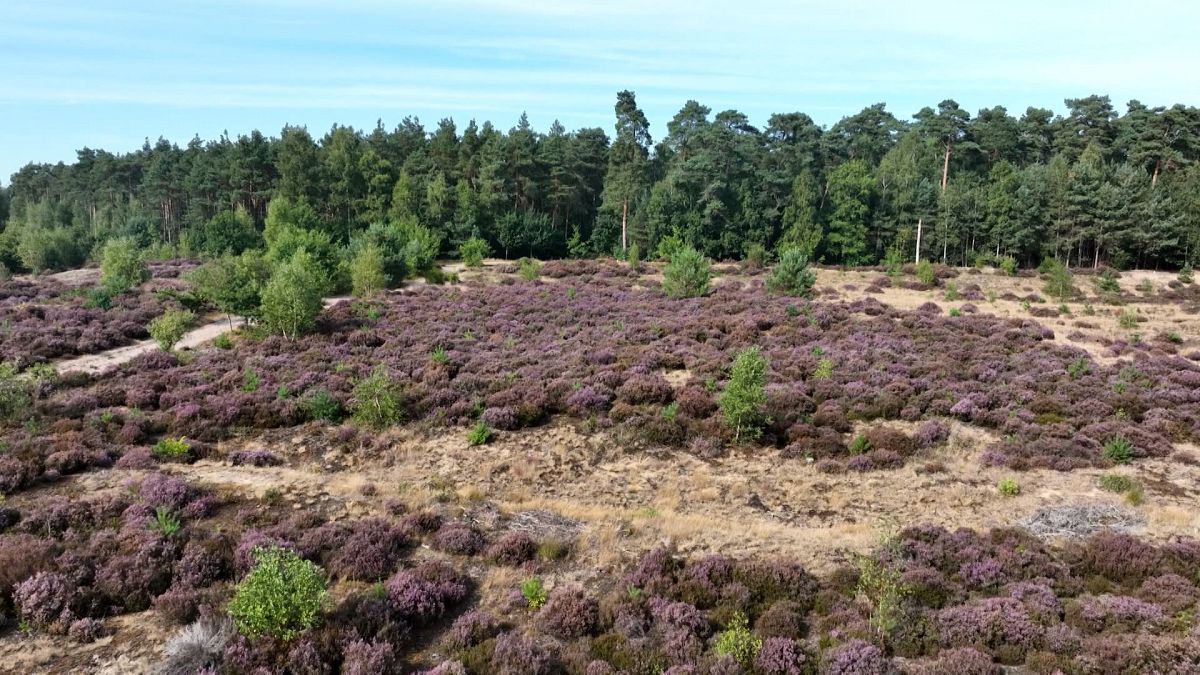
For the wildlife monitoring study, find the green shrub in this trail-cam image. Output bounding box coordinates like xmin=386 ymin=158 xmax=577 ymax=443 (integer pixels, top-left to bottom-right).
xmin=1042 ymin=259 xmax=1074 ymax=300
xmin=997 ymin=478 xmax=1020 ymax=496
xmin=948 ymin=308 xmax=962 ymax=317
xmin=241 ymin=369 xmax=259 ymax=392
xmin=430 ymin=345 xmax=449 ymax=365
xmin=849 ymin=433 xmax=871 ymax=455
xmin=188 ymin=251 xmax=273 ymax=322
xmin=1098 ymin=474 xmax=1136 ymax=493
xmin=916 ymin=259 xmax=935 ymax=286
xmin=943 ymin=282 xmax=959 ymax=301
xmin=212 ymin=333 xmax=233 ymax=350
xmin=152 ymin=436 xmax=191 ymax=459
xmin=743 ymin=243 xmax=767 ymax=271
xmin=0 ymin=362 xmax=33 ymax=424
xmin=719 ymin=346 xmax=767 ymax=442
xmin=1103 ymin=437 xmax=1134 ymax=464
xmin=350 ymin=243 xmax=390 ymax=297
xmin=148 ymin=309 xmax=195 ymax=351
xmin=1094 ymin=270 xmax=1121 ymax=294
xmin=662 ymin=246 xmax=711 ymax=298
xmin=1067 ymin=357 xmax=1090 ymax=380
xmin=812 ymin=357 xmax=833 ymax=380
xmin=655 ymin=233 xmax=685 ymax=261
xmin=467 ymin=421 xmax=492 ymax=446
xmin=84 ymin=287 xmax=113 ymax=310
xmin=999 ymin=256 xmax=1018 ymax=276
xmin=1164 ymin=331 xmax=1184 ymax=344
xmin=766 ymin=247 xmax=816 ymax=297
xmin=627 ymin=243 xmax=640 ymax=270
xmin=1118 ymin=310 xmax=1139 ymax=329
xmin=351 ymin=366 xmax=402 ymax=429
xmin=261 ymin=250 xmax=327 ymax=340
xmin=517 ymin=257 xmax=541 ymax=281
xmin=1135 ymin=279 xmax=1155 ymax=295
xmin=459 ymin=237 xmax=489 ymax=267
xmin=521 ymin=576 xmax=546 ymax=609
xmin=149 ymin=507 xmax=181 ymax=536
xmin=228 ymin=546 xmax=327 ymax=640
xmin=713 ymin=611 xmax=762 ymax=667
xmin=1179 ymin=266 xmax=1194 ymax=285
xmin=99 ymin=236 xmax=149 ymax=295
xmin=306 ymin=389 xmax=342 ymax=423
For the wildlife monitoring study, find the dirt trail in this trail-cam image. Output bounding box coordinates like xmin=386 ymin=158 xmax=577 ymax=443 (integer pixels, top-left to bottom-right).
xmin=54 ymin=297 xmax=350 ymax=376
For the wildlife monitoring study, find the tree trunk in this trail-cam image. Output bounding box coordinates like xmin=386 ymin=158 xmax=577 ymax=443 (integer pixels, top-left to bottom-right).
xmin=1152 ymin=161 xmax=1160 ymax=188
xmin=940 ymin=144 xmax=952 ymax=192
xmin=914 ymin=218 xmax=923 ymax=264
xmin=621 ymin=199 xmax=628 ymax=253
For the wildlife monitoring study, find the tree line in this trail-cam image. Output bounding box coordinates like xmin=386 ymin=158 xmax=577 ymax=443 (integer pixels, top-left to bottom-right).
xmin=2 ymin=92 xmax=1200 ymax=273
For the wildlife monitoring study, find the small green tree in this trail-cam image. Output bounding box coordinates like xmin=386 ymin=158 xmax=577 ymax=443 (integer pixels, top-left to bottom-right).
xmin=662 ymin=246 xmax=711 ymax=298
xmin=719 ymin=346 xmax=768 ymax=442
xmin=261 ymin=250 xmax=327 ymax=340
xmin=351 ymin=365 xmax=402 ymax=428
xmin=459 ymin=237 xmax=489 ymax=268
xmin=189 ymin=251 xmax=272 ymax=324
xmin=517 ymin=257 xmax=541 ymax=281
xmin=714 ymin=611 xmax=762 ymax=667
xmin=228 ymin=546 xmax=327 ymax=640
xmin=99 ymin=236 xmax=149 ymax=295
xmin=0 ymin=362 xmax=33 ymax=424
xmin=148 ymin=309 xmax=195 ymax=351
xmin=766 ymin=247 xmax=816 ymax=297
xmin=1042 ymin=259 xmax=1074 ymax=301
xmin=915 ymin=259 xmax=935 ymax=285
xmin=627 ymin=242 xmax=640 ymax=270
xmin=350 ymin=243 xmax=389 ymax=297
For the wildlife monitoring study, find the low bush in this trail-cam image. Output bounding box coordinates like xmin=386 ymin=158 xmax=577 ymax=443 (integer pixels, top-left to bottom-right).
xmin=148 ymin=309 xmax=195 ymax=351
xmin=227 ymin=546 xmax=327 ymax=640
xmin=662 ymin=246 xmax=710 ymax=298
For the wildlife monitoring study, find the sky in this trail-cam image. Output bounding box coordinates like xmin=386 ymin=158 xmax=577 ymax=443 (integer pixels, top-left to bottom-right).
xmin=2 ymin=0 xmax=1199 ymax=184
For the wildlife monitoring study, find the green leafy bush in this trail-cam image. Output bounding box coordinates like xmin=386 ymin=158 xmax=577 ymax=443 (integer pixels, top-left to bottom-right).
xmin=1118 ymin=310 xmax=1139 ymax=329
xmin=350 ymin=243 xmax=390 ymax=297
xmin=227 ymin=546 xmax=327 ymax=640
xmin=1067 ymin=357 xmax=1090 ymax=379
xmin=662 ymin=246 xmax=711 ymax=298
xmin=1098 ymin=474 xmax=1136 ymax=493
xmin=305 ymin=389 xmax=342 ymax=423
xmin=0 ymin=362 xmax=33 ymax=424
xmin=713 ymin=611 xmax=762 ymax=667
xmin=521 ymin=576 xmax=546 ymax=609
xmin=719 ymin=346 xmax=767 ymax=442
xmin=997 ymin=478 xmax=1020 ymax=496
xmin=351 ymin=366 xmax=402 ymax=429
xmin=1095 ymin=270 xmax=1121 ymax=294
xmin=849 ymin=433 xmax=871 ymax=455
xmin=148 ymin=309 xmax=195 ymax=351
xmin=743 ymin=242 xmax=767 ymax=271
xmin=943 ymin=282 xmax=959 ymax=301
xmin=916 ymin=259 xmax=935 ymax=285
xmin=517 ymin=257 xmax=541 ymax=281
xmin=212 ymin=333 xmax=233 ymax=350
xmin=812 ymin=358 xmax=833 ymax=380
xmin=99 ymin=236 xmax=149 ymax=295
xmin=1103 ymin=437 xmax=1134 ymax=464
xmin=766 ymin=247 xmax=816 ymax=297
xmin=1179 ymin=266 xmax=1194 ymax=285
xmin=149 ymin=507 xmax=181 ymax=536
xmin=152 ymin=436 xmax=191 ymax=459
xmin=467 ymin=421 xmax=492 ymax=446
xmin=999 ymin=256 xmax=1018 ymax=276
xmin=261 ymin=250 xmax=327 ymax=340
xmin=459 ymin=237 xmax=489 ymax=268
xmin=1042 ymin=259 xmax=1074 ymax=300
xmin=627 ymin=243 xmax=640 ymax=270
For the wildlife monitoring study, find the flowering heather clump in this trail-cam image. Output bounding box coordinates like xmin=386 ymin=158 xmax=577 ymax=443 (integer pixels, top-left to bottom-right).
xmin=936 ymin=597 xmax=1041 ymax=654
xmin=327 ymin=518 xmax=409 ymax=581
xmin=916 ymin=647 xmax=997 ymax=675
xmin=14 ymin=571 xmax=75 ymax=629
xmin=385 ymin=561 xmax=470 ymax=624
xmin=1082 ymin=532 xmax=1163 ymax=584
xmin=753 ymin=637 xmax=812 ymax=675
xmin=67 ymin=617 xmax=105 ymax=642
xmin=648 ymin=598 xmax=710 ymax=637
xmin=432 ymin=522 xmax=486 ymax=556
xmin=341 ymin=639 xmax=395 ymax=675
xmin=487 ymin=531 xmax=538 ymax=566
xmin=443 ymin=610 xmax=501 ymax=651
xmin=491 ymin=631 xmax=555 ymax=675
xmin=822 ymin=639 xmax=895 ymax=675
xmin=539 ymin=587 xmax=599 ymax=639
xmin=229 ymin=449 xmax=282 ymax=467
xmin=914 ymin=419 xmax=950 ymax=447
xmin=1067 ymin=594 xmax=1165 ymax=634
xmin=1139 ymin=573 xmax=1199 ymax=614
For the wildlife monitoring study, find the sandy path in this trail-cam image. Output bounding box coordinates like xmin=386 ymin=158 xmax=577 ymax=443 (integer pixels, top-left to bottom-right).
xmin=54 ymin=297 xmax=350 ymax=376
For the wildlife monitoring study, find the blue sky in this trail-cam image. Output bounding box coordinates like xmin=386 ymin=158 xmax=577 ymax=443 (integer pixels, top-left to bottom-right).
xmin=2 ymin=0 xmax=1199 ymax=184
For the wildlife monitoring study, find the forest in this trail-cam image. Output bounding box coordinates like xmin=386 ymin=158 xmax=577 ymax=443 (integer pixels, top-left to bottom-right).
xmin=2 ymin=92 xmax=1200 ymax=275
